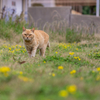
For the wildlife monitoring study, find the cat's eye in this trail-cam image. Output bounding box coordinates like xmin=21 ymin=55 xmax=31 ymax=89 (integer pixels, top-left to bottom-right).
xmin=29 ymin=34 xmax=32 ymax=36
xmin=24 ymin=34 xmax=27 ymax=35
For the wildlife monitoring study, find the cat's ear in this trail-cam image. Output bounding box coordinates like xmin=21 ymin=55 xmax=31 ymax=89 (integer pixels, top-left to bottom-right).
xmin=31 ymin=28 xmax=35 ymax=32
xmin=23 ymin=27 xmax=26 ymax=31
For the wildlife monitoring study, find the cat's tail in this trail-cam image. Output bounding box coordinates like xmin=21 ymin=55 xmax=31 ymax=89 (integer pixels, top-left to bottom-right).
xmin=47 ymin=41 xmax=50 ymax=47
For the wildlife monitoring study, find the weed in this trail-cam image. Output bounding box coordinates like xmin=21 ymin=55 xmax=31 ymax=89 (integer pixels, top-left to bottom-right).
xmin=66 ymin=28 xmax=82 ymax=43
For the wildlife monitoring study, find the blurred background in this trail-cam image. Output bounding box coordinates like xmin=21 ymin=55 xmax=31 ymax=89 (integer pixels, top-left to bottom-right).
xmin=0 ymin=0 xmax=98 ymax=19
xmin=31 ymin=0 xmax=96 ymax=15
xmin=0 ymin=0 xmax=100 ymax=34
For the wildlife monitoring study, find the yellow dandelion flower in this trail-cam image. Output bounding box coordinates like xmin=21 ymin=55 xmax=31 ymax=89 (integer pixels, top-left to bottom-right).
xmin=0 ymin=66 xmax=10 ymax=73
xmin=11 ymin=50 xmax=14 ymax=53
xmin=58 ymin=66 xmax=63 ymax=69
xmin=76 ymin=48 xmax=78 ymax=50
xmin=15 ymin=49 xmax=19 ymax=51
xmin=96 ymin=76 xmax=100 ymax=81
xmin=52 ymin=73 xmax=55 ymax=77
xmin=78 ymin=58 xmax=81 ymax=61
xmin=65 ymin=46 xmax=67 ymax=49
xmin=67 ymin=85 xmax=77 ymax=94
xmin=19 ymin=71 xmax=23 ymax=75
xmin=43 ymin=61 xmax=46 ymax=63
xmin=70 ymin=70 xmax=76 ymax=74
xmin=74 ymin=57 xmax=78 ymax=59
xmin=59 ymin=90 xmax=68 ymax=97
xmin=74 ymin=57 xmax=81 ymax=60
xmin=18 ymin=76 xmax=33 ymax=82
xmin=69 ymin=52 xmax=74 ymax=55
xmin=97 ymin=67 xmax=100 ymax=71
xmin=9 ymin=47 xmax=11 ymax=50
xmin=55 ymin=52 xmax=58 ymax=54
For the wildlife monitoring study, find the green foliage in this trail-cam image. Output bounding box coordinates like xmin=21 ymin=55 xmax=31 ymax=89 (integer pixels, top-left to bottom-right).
xmin=0 ymin=16 xmax=28 ymax=40
xmin=77 ymin=42 xmax=99 ymax=49
xmin=88 ymin=49 xmax=100 ymax=59
xmin=82 ymin=6 xmax=91 ymax=15
xmin=82 ymin=6 xmax=96 ymax=15
xmin=66 ymin=28 xmax=82 ymax=43
xmin=44 ymin=54 xmax=89 ymax=67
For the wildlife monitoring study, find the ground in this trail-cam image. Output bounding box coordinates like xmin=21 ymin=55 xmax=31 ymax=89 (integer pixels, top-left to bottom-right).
xmin=0 ymin=35 xmax=100 ymax=100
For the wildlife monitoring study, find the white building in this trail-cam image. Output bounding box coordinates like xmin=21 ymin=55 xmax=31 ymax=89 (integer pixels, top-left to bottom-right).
xmin=0 ymin=0 xmax=31 ymax=19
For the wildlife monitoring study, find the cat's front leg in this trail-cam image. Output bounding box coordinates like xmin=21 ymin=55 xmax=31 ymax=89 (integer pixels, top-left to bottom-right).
xmin=27 ymin=51 xmax=31 ymax=57
xmin=31 ymin=47 xmax=37 ymax=57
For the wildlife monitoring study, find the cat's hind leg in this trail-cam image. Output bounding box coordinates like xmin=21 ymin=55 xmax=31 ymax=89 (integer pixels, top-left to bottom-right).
xmin=39 ymin=49 xmax=42 ymax=56
xmin=47 ymin=41 xmax=50 ymax=47
xmin=40 ymin=45 xmax=47 ymax=57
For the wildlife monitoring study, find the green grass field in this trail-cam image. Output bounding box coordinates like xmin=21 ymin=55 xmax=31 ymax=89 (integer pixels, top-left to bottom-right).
xmin=0 ymin=19 xmax=100 ymax=100
xmin=1 ymin=37 xmax=100 ymax=100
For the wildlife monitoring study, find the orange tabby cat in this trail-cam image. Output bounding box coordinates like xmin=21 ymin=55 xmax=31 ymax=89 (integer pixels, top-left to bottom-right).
xmin=22 ymin=27 xmax=50 ymax=57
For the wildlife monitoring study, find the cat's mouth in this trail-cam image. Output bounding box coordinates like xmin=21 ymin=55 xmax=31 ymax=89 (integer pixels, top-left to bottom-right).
xmin=25 ymin=38 xmax=31 ymax=42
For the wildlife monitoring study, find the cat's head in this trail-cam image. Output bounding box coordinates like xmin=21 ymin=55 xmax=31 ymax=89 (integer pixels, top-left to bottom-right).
xmin=22 ymin=27 xmax=35 ymax=42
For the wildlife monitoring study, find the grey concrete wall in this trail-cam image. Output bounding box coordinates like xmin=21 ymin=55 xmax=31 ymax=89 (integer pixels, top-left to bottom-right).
xmin=28 ymin=7 xmax=71 ymax=29
xmin=71 ymin=15 xmax=100 ymax=33
xmin=28 ymin=7 xmax=100 ymax=33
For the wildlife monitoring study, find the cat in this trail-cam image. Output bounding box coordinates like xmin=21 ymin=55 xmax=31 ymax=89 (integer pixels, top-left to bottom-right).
xmin=22 ymin=27 xmax=50 ymax=57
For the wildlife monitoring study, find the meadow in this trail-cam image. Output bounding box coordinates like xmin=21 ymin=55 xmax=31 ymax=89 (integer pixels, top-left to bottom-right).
xmin=1 ymin=18 xmax=100 ymax=100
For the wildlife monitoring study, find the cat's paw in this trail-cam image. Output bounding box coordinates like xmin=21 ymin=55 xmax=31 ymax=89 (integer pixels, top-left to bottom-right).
xmin=31 ymin=55 xmax=35 ymax=57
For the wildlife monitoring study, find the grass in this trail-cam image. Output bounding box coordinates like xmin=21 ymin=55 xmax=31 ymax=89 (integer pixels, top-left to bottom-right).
xmin=1 ymin=38 xmax=100 ymax=100
xmin=1 ymin=16 xmax=100 ymax=100
xmin=0 ymin=16 xmax=27 ymax=40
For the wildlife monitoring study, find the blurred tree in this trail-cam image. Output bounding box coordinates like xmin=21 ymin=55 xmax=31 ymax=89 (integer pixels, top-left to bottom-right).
xmin=82 ymin=6 xmax=96 ymax=15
